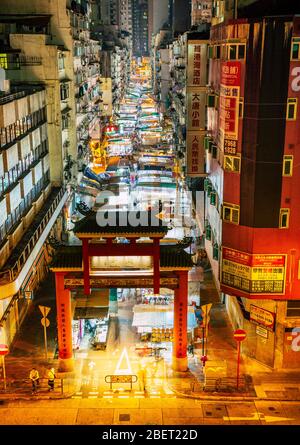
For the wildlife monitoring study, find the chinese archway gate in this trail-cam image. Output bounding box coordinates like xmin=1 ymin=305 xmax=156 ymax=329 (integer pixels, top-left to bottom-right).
xmin=50 ymin=211 xmax=193 ymax=373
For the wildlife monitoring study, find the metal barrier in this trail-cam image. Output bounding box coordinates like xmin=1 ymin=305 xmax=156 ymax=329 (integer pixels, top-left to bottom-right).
xmin=0 ymin=378 xmax=64 ymax=395
xmin=105 ymin=375 xmax=138 ymax=390
xmin=191 ymin=376 xmax=250 ymax=393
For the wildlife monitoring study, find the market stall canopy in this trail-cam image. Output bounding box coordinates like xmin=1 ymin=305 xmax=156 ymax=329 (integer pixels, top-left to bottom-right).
xmin=132 ymin=304 xmax=197 ymax=329
xmin=73 ymin=289 xmax=109 ymax=320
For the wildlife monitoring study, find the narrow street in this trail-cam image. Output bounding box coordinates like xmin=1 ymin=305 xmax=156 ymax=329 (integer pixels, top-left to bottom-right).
xmin=1 ymin=57 xmax=300 ymax=430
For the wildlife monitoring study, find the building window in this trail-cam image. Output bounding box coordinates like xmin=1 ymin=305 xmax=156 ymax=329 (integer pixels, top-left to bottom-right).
xmin=208 ymin=46 xmax=213 ymax=58
xmin=224 ymin=155 xmax=241 ymax=173
xmin=279 ymin=208 xmax=290 ymax=228
xmin=207 ymin=94 xmax=215 ymax=107
xmin=287 ymin=300 xmax=300 ymax=317
xmin=286 ymin=98 xmax=297 ymax=120
xmin=222 ymin=202 xmax=240 ymax=224
xmin=213 ymin=243 xmax=219 ymax=261
xmin=291 ymin=38 xmax=300 ymax=60
xmin=58 ymin=55 xmax=65 ymax=70
xmin=205 ymin=221 xmax=212 ymax=240
xmin=60 ymin=83 xmax=70 ymax=101
xmin=228 ymin=44 xmax=246 ymax=60
xmin=215 ymin=45 xmax=221 ymax=59
xmin=239 ymin=98 xmax=244 ymax=118
xmin=210 ymin=190 xmax=217 ymax=206
xmin=283 ymin=155 xmax=293 ymax=176
xmin=62 ymin=115 xmax=70 ymax=130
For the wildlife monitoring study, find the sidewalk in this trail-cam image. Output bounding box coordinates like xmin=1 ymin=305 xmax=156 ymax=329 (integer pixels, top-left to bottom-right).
xmin=167 ymin=266 xmax=300 ymax=401
xmin=1 ymin=267 xmax=300 ymax=402
xmin=0 ymin=275 xmax=77 ymax=399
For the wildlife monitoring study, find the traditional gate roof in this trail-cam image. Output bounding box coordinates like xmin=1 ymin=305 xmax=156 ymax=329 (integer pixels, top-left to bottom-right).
xmin=73 ymin=210 xmax=169 ymax=238
xmin=50 ymin=245 xmax=194 ymax=271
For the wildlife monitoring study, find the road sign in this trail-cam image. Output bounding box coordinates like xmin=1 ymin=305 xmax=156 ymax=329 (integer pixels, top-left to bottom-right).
xmin=233 ymin=329 xmax=246 ymax=390
xmin=201 ymin=304 xmax=212 ymax=356
xmin=233 ymin=329 xmax=247 ymax=342
xmin=39 ymin=310 xmax=50 ymax=361
xmin=39 ymin=305 xmax=51 ymax=318
xmin=201 ymin=303 xmax=212 ymax=326
xmin=0 ymin=344 xmax=9 ymax=356
xmin=41 ymin=318 xmax=50 ymax=328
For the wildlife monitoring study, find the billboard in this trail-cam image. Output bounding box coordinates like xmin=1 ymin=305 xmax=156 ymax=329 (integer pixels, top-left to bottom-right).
xmin=186 ymin=40 xmax=207 ymax=177
xmin=186 ymin=90 xmax=206 ymax=131
xmin=219 ymin=62 xmax=241 ymax=153
xmin=222 ymin=247 xmax=286 ymax=295
xmin=250 ymin=305 xmax=276 ymax=331
xmin=186 ymin=132 xmax=205 ymax=176
xmin=187 ymin=43 xmax=207 ymax=87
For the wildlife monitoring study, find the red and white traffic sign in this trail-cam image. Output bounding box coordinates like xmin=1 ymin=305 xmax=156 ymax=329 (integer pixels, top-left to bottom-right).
xmin=233 ymin=329 xmax=247 ymax=342
xmin=0 ymin=344 xmax=9 ymax=356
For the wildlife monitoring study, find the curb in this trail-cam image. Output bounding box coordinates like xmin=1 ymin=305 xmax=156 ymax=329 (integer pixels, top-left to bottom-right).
xmin=0 ymin=392 xmax=76 ymax=401
xmin=167 ymin=386 xmax=300 ymax=402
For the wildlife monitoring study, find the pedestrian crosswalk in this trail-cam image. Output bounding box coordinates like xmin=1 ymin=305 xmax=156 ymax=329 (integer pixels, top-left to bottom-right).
xmin=72 ymin=388 xmax=176 ymax=399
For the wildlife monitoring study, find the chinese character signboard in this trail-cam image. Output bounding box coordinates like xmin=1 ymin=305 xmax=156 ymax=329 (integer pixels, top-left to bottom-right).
xmin=221 ymin=61 xmax=241 ymax=87
xmin=187 ymin=43 xmax=207 ymax=87
xmin=250 ymin=305 xmax=276 ymax=332
xmin=187 ymin=91 xmax=206 ymax=131
xmin=221 ymin=247 xmax=286 ymax=295
xmin=186 ymin=132 xmax=205 ymax=176
xmin=219 ymin=62 xmax=241 ymax=153
xmin=186 ymin=40 xmax=207 ymax=178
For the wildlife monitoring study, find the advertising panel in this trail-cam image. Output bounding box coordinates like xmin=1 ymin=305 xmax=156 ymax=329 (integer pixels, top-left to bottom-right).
xmin=219 ymin=61 xmax=241 ymax=153
xmin=186 ymin=90 xmax=206 ymax=131
xmin=186 ymin=132 xmax=205 ymax=176
xmin=221 ymin=247 xmax=286 ymax=295
xmin=186 ymin=40 xmax=207 ymax=178
xmin=250 ymin=305 xmax=276 ymax=331
xmin=187 ymin=42 xmax=207 ymax=87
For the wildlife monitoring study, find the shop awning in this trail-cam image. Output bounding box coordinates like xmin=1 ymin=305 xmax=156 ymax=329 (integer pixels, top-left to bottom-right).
xmin=73 ymin=289 xmax=109 ymax=307
xmin=74 ymin=307 xmax=109 ymax=320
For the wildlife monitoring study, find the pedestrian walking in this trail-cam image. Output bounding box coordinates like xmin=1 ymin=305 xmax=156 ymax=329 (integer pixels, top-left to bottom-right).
xmin=29 ymin=368 xmax=40 ymax=394
xmin=188 ymin=343 xmax=195 ymax=357
xmin=47 ymin=367 xmax=55 ymax=391
xmin=138 ymin=365 xmax=146 ymax=392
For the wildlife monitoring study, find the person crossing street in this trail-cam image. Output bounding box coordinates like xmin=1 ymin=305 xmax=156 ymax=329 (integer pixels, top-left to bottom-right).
xmin=47 ymin=367 xmax=56 ymax=391
xmin=29 ymin=368 xmax=40 ymax=394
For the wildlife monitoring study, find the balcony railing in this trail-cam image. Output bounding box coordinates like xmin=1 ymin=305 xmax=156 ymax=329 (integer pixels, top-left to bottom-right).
xmin=0 ymin=186 xmax=66 ymax=284
xmin=0 ymin=91 xmax=26 ymax=105
xmin=0 ymin=55 xmax=42 ymax=70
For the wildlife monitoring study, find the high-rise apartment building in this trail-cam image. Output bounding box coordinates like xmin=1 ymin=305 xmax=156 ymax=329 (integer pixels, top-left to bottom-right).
xmin=0 ymin=79 xmax=67 ymax=347
xmin=0 ymin=0 xmax=103 ymax=346
xmin=205 ymin=13 xmax=300 ymax=369
xmin=171 ymin=0 xmax=192 ymax=37
xmin=132 ymin=0 xmax=149 ymax=57
xmin=191 ymin=0 xmax=212 ymax=27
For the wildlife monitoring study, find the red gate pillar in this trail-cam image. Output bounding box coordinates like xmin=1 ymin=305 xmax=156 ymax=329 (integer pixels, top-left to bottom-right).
xmin=172 ymin=270 xmax=188 ymax=372
xmin=153 ymin=238 xmax=160 ymax=294
xmin=55 ymin=272 xmax=74 ymax=372
xmin=82 ymin=238 xmax=91 ymax=295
